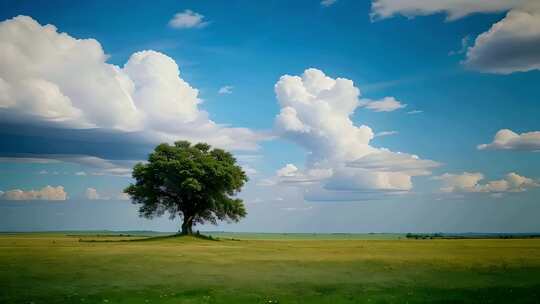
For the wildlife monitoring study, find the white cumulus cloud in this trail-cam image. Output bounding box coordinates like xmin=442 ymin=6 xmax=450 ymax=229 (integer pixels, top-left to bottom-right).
xmin=463 ymin=2 xmax=540 ymax=74
xmin=370 ymin=0 xmax=540 ymax=74
xmin=370 ymin=0 xmax=525 ymax=21
xmin=85 ymin=187 xmax=101 ymax=200
xmin=273 ymin=68 xmax=439 ymax=200
xmin=85 ymin=188 xmax=128 ymax=200
xmin=0 ymin=16 xmax=263 ymax=151
xmin=0 ymin=185 xmax=67 ymax=201
xmin=478 ymin=129 xmax=540 ymax=151
xmin=168 ymin=10 xmax=208 ymax=29
xmin=277 ymin=164 xmax=299 ymax=177
xmin=434 ymin=172 xmax=538 ymax=193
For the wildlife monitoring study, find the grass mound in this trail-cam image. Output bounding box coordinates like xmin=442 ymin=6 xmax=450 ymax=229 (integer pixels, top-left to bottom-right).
xmin=78 ymin=233 xmax=219 ymax=243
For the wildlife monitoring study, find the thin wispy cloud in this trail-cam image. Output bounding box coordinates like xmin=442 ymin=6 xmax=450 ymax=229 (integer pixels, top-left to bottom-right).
xmin=85 ymin=187 xmax=126 ymax=201
xmin=218 ymin=85 xmax=233 ymax=94
xmin=321 ymin=0 xmax=337 ymax=7
xmin=449 ymin=35 xmax=470 ymax=56
xmin=0 ymin=157 xmax=59 ymax=164
xmin=375 ymin=131 xmax=398 ymax=137
xmin=0 ymin=154 xmax=134 ymax=177
xmin=364 ymin=97 xmax=407 ymax=112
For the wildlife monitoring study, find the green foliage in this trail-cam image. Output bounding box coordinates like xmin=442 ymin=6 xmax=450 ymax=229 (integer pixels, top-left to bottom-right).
xmin=124 ymin=141 xmax=248 ymax=234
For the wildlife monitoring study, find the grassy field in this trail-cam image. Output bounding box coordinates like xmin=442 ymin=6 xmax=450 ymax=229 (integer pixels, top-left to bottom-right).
xmin=1 ymin=233 xmax=540 ymax=303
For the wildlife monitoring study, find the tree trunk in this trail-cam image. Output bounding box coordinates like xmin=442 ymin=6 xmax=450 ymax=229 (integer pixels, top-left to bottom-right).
xmin=181 ymin=215 xmax=194 ymax=235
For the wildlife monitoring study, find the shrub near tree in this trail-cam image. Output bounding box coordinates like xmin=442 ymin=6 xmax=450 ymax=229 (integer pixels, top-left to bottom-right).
xmin=124 ymin=141 xmax=248 ymax=235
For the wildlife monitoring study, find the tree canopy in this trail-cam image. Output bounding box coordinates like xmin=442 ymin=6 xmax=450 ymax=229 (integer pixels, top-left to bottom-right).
xmin=124 ymin=141 xmax=248 ymax=235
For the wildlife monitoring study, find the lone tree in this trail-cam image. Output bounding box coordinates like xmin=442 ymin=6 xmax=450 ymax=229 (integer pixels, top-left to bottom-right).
xmin=124 ymin=141 xmax=248 ymax=235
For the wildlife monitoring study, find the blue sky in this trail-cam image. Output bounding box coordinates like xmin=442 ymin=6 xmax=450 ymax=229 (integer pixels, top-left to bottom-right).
xmin=1 ymin=0 xmax=540 ymax=233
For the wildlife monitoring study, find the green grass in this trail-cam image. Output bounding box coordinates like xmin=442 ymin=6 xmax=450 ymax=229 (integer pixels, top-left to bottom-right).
xmin=1 ymin=233 xmax=540 ymax=303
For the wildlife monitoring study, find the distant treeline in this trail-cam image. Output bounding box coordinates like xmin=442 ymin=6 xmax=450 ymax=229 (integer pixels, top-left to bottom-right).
xmin=406 ymin=233 xmax=540 ymax=240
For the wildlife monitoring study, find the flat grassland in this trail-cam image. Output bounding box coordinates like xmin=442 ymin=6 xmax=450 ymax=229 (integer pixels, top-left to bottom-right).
xmin=1 ymin=233 xmax=540 ymax=303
